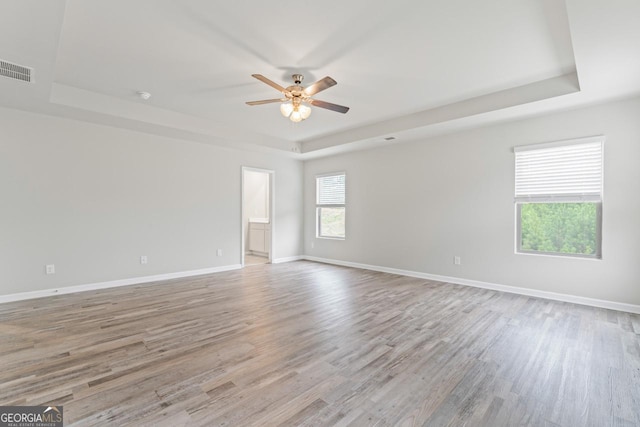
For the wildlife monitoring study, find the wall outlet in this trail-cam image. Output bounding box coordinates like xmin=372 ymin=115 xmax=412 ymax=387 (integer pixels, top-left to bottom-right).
xmin=217 ymin=249 xmax=223 ymax=257
xmin=311 ymin=242 xmax=315 ymax=249
xmin=454 ymin=256 xmax=461 ymax=265
xmin=45 ymin=264 xmax=55 ymax=275
xmin=140 ymin=255 xmax=148 ymax=264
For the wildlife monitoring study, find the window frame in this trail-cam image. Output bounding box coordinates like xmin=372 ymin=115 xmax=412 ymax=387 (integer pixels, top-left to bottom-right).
xmin=315 ymin=172 xmax=346 ymax=240
xmin=514 ymin=136 xmax=604 ymax=259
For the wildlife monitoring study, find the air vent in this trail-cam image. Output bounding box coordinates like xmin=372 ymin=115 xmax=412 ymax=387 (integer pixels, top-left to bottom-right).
xmin=0 ymin=59 xmax=33 ymax=83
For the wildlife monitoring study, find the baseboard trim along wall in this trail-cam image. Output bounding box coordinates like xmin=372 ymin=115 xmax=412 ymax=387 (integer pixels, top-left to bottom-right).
xmin=3 ymin=256 xmax=639 ymax=314
xmin=0 ymin=264 xmax=242 ymax=304
xmin=303 ymin=256 xmax=640 ymax=315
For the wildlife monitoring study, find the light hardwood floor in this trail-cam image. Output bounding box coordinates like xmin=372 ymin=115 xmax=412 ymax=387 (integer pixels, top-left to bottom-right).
xmin=1 ymin=261 xmax=639 ymax=426
xmin=244 ymin=254 xmax=269 ymax=266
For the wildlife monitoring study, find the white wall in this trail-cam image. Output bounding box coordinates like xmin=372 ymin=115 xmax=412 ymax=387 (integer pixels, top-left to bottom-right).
xmin=0 ymin=107 xmax=303 ymax=296
xmin=3 ymin=97 xmax=639 ymax=306
xmin=304 ymin=96 xmax=640 ymax=306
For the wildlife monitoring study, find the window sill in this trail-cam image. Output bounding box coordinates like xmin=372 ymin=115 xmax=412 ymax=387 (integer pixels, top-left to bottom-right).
xmin=515 ymin=251 xmax=602 ymax=261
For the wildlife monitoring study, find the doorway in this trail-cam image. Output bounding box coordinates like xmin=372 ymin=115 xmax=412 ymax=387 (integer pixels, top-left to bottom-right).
xmin=241 ymin=167 xmax=274 ymax=266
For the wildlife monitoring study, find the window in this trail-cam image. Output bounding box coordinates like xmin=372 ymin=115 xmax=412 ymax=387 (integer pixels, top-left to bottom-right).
xmin=514 ymin=136 xmax=603 ymax=258
xmin=316 ymin=173 xmax=346 ymax=239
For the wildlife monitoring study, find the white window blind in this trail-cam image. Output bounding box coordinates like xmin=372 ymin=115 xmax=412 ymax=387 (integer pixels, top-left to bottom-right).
xmin=317 ymin=174 xmax=345 ymax=205
xmin=514 ymin=137 xmax=603 ymax=202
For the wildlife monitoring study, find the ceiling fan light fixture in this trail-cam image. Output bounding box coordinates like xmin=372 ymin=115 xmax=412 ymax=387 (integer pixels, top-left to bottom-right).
xmin=247 ymin=73 xmax=349 ymax=122
xmin=289 ymin=109 xmax=303 ymax=123
xmin=280 ymin=102 xmax=293 ymax=117
xmin=299 ymin=104 xmax=311 ymax=120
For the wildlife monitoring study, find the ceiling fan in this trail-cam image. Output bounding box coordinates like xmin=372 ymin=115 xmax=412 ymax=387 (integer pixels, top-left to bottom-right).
xmin=246 ymin=74 xmax=349 ymax=122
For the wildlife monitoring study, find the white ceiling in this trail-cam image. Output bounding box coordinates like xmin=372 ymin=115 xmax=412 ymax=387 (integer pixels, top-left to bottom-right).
xmin=1 ymin=0 xmax=639 ymax=158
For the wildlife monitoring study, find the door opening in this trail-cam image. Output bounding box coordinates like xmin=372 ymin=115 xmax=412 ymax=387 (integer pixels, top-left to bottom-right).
xmin=241 ymin=167 xmax=274 ymax=266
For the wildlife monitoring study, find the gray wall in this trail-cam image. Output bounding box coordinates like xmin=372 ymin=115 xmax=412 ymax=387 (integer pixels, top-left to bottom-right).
xmin=3 ymin=96 xmax=640 ymax=306
xmin=0 ymin=107 xmax=303 ymax=295
xmin=304 ymin=97 xmax=640 ymax=305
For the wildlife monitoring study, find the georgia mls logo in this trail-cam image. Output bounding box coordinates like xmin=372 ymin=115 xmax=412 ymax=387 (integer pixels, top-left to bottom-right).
xmin=0 ymin=405 xmax=63 ymax=427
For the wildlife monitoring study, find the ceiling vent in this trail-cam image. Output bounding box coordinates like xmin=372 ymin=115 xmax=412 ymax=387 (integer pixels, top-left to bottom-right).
xmin=0 ymin=59 xmax=33 ymax=83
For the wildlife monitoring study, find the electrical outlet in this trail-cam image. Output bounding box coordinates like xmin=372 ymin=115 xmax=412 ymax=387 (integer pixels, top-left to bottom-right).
xmin=454 ymin=256 xmax=461 ymax=265
xmin=311 ymin=242 xmax=315 ymax=249
xmin=45 ymin=264 xmax=55 ymax=275
xmin=217 ymin=249 xmax=223 ymax=257
xmin=140 ymin=255 xmax=148 ymax=264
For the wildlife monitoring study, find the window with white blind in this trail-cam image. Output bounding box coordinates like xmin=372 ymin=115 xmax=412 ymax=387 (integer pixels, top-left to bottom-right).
xmin=316 ymin=173 xmax=346 ymax=239
xmin=514 ymin=136 xmax=603 ymax=258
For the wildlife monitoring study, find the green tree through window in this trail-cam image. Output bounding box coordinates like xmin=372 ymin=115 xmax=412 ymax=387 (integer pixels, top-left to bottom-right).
xmin=520 ymin=203 xmax=598 ymax=256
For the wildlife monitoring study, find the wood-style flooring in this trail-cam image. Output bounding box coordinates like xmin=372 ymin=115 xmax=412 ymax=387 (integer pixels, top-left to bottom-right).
xmin=244 ymin=254 xmax=269 ymax=266
xmin=0 ymin=261 xmax=639 ymax=426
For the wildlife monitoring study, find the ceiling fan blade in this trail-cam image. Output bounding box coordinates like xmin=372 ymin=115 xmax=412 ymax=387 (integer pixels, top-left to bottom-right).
xmin=304 ymin=76 xmax=337 ymax=96
xmin=308 ymin=99 xmax=350 ymax=114
xmin=251 ymin=74 xmax=287 ymax=93
xmin=246 ymin=98 xmax=285 ymax=106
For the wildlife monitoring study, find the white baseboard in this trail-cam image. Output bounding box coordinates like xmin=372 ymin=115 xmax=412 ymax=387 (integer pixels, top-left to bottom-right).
xmin=0 ymin=264 xmax=242 ymax=304
xmin=247 ymin=250 xmax=269 ymax=257
xmin=272 ymin=256 xmax=305 ymax=264
xmin=4 ymin=256 xmax=638 ymax=315
xmin=303 ymin=256 xmax=640 ymax=314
